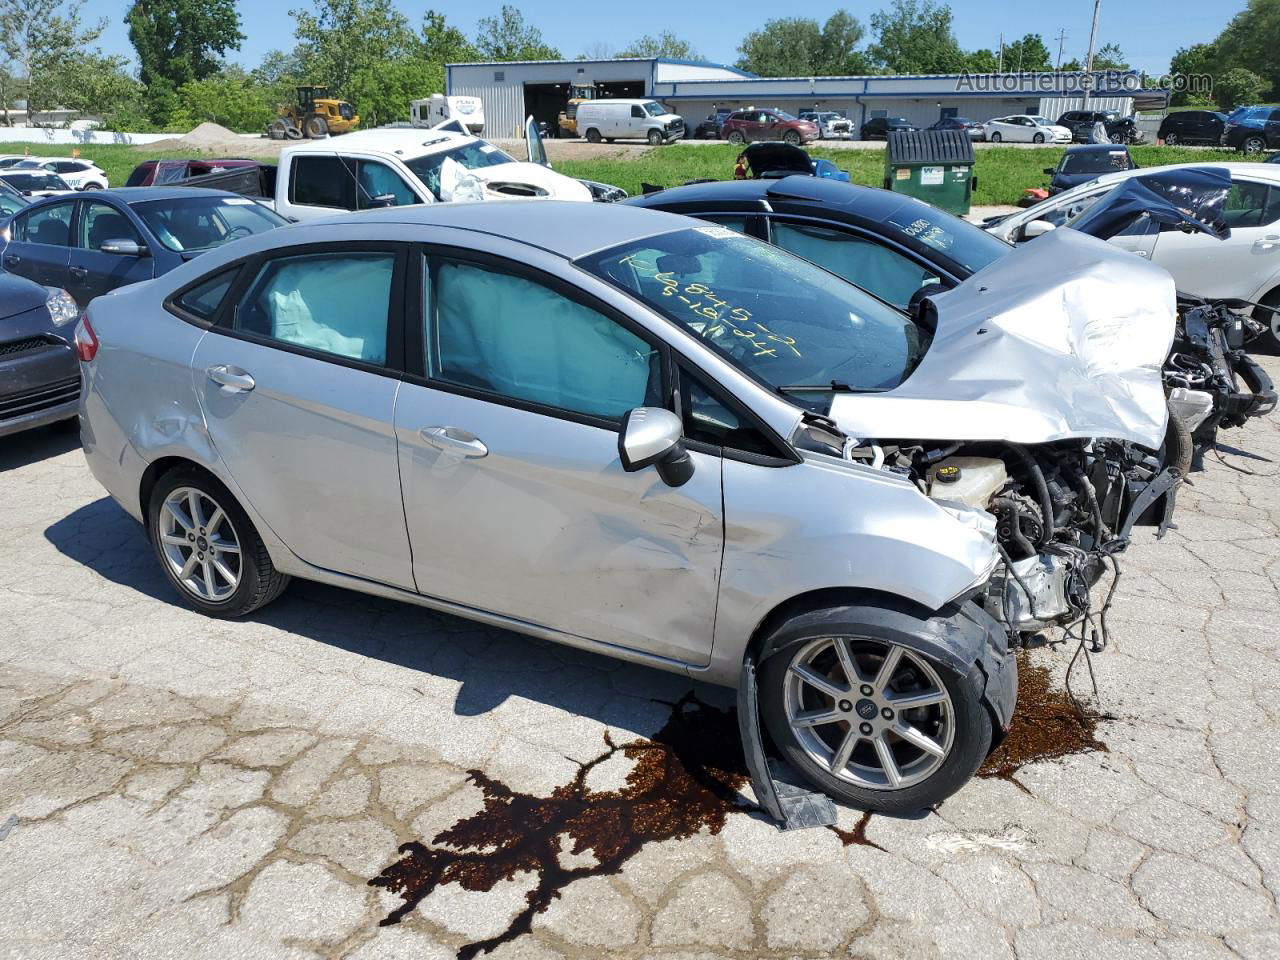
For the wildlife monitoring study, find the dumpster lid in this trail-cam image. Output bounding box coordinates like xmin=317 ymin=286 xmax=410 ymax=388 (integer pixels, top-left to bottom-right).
xmin=887 ymin=129 xmax=975 ymax=164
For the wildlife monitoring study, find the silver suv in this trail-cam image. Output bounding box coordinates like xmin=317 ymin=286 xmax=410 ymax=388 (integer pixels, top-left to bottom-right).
xmin=76 ymin=202 xmax=1171 ymax=812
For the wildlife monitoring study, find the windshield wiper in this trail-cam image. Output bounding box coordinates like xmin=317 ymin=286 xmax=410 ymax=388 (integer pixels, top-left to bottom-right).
xmin=775 ymin=381 xmax=888 ymax=397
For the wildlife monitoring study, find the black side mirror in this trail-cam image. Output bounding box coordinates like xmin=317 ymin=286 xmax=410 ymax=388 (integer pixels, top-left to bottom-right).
xmin=618 ymin=407 xmax=694 ymax=487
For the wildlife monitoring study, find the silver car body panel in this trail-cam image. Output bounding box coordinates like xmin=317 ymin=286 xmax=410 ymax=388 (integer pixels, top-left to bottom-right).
xmin=80 ymin=202 xmax=1157 ymax=688
xmin=828 ymin=228 xmax=1176 ymax=449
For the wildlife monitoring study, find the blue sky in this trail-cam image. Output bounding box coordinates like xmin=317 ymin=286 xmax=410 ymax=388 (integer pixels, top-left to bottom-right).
xmin=89 ymin=0 xmax=1239 ymax=77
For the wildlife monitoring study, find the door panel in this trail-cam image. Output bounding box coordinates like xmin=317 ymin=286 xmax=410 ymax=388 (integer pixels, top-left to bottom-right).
xmin=4 ymin=201 xmax=73 ymax=288
xmin=68 ymin=200 xmax=154 ymax=305
xmin=394 ymin=384 xmax=724 ymax=664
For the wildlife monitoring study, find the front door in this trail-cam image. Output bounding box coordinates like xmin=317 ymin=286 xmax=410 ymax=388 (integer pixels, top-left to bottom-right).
xmin=191 ymin=243 xmax=415 ymax=590
xmin=3 ymin=199 xmax=74 ymax=289
xmin=67 ymin=200 xmax=155 ymax=306
xmin=394 ymin=252 xmax=724 ymax=664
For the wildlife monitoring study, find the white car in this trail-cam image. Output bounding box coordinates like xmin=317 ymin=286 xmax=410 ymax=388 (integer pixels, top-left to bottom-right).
xmin=0 ymin=169 xmax=75 ymax=197
xmin=13 ymin=157 xmax=108 ymax=190
xmin=986 ymin=161 xmax=1280 ymax=348
xmin=981 ymin=115 xmax=1072 ymax=144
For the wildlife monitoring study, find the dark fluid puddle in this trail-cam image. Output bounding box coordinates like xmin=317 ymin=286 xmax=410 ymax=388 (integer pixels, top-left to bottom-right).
xmin=369 ymin=693 xmax=750 ymax=959
xmin=372 ymin=657 xmax=1107 ymax=957
xmin=979 ymin=654 xmax=1109 ymax=790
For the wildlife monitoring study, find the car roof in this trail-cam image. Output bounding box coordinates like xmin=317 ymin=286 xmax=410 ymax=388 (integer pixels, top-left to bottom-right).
xmin=292 ymin=200 xmax=697 ymax=260
xmin=11 ymin=186 xmax=245 ymax=205
xmin=281 ymin=128 xmax=492 ymax=160
xmin=626 ymin=175 xmax=940 ymax=223
xmin=1066 ymin=143 xmax=1128 ymax=153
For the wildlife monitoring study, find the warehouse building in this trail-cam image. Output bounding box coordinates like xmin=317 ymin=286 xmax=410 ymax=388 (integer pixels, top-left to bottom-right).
xmin=445 ymin=57 xmax=1169 ymax=139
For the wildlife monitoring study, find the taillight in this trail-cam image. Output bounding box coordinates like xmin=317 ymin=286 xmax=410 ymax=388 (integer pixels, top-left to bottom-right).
xmin=74 ymin=313 xmax=98 ymax=362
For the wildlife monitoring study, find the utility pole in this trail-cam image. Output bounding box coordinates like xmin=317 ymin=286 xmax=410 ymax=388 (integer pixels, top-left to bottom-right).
xmin=1054 ymin=29 xmax=1068 ymax=70
xmin=997 ymin=32 xmax=1003 ymax=73
xmin=1084 ymin=0 xmax=1101 ymax=74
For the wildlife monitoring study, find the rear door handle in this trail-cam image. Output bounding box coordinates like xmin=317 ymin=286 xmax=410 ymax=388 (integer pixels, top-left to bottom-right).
xmin=1255 ymin=236 xmax=1280 ymax=251
xmin=420 ymin=426 xmax=488 ymax=458
xmin=206 ymin=364 xmax=255 ymax=392
xmin=70 ymin=266 xmax=88 ymax=278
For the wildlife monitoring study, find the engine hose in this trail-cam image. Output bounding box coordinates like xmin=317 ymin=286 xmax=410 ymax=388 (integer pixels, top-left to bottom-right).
xmin=1070 ymin=465 xmax=1108 ymax=545
xmin=1004 ymin=443 xmax=1054 ymax=548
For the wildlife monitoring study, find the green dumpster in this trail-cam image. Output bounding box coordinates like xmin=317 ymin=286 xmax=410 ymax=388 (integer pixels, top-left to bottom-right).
xmin=883 ymin=129 xmax=976 ymax=216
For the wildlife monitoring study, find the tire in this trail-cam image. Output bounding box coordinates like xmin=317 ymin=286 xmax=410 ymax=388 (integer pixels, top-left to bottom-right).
xmin=285 ymin=125 xmax=304 ymax=140
xmin=305 ymin=116 xmax=329 ymax=139
xmin=82 ymin=182 xmax=101 ymax=190
xmin=758 ymin=603 xmax=994 ymax=813
xmin=1033 ymin=132 xmax=1045 ymax=144
xmin=267 ymin=120 xmax=288 ymax=141
xmin=1243 ymin=136 xmax=1266 ymax=155
xmin=147 ymin=465 xmax=290 ymax=618
xmin=1163 ymin=132 xmax=1178 ymax=146
xmin=1161 ymin=396 xmax=1195 ymax=477
xmin=1254 ymin=288 xmax=1280 ymax=353
xmin=727 ymin=130 xmax=745 ymax=145
xmin=989 ymin=132 xmax=1002 ymax=143
xmin=783 ymin=129 xmax=801 ymax=146
xmin=647 ymin=129 xmax=662 ymax=146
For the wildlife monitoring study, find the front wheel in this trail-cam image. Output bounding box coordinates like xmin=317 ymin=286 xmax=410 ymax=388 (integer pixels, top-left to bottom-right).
xmin=148 ymin=467 xmax=290 ymax=618
xmin=989 ymin=132 xmax=1002 ymax=143
xmin=727 ymin=130 xmax=745 ymax=145
xmin=1243 ymin=136 xmax=1266 ymax=154
xmin=1254 ymin=289 xmax=1280 ymax=352
xmin=1163 ymin=132 xmax=1179 ymax=145
xmin=759 ymin=607 xmax=995 ymax=813
xmin=647 ymin=129 xmax=662 ymax=146
xmin=783 ymin=129 xmax=801 ymax=145
xmin=1033 ymin=132 xmax=1045 ymax=144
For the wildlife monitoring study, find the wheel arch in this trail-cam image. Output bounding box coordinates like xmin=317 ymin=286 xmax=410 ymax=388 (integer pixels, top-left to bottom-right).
xmin=139 ymin=456 xmax=221 ymax=529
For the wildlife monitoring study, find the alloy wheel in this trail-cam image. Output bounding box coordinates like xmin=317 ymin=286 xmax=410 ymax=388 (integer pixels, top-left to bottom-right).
xmin=158 ymin=486 xmax=242 ymax=603
xmin=1245 ymin=137 xmax=1266 ymax=154
xmin=783 ymin=636 xmax=955 ymax=790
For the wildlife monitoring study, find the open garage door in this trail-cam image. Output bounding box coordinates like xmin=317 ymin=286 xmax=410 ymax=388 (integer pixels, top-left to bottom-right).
xmin=523 ymin=80 xmax=648 ymax=138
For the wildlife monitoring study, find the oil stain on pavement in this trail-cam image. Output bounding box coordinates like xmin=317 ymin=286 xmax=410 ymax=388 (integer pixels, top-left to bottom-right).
xmin=372 ymin=659 xmax=1109 ymax=958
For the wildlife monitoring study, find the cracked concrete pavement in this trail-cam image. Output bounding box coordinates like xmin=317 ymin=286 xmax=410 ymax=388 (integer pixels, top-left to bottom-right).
xmin=3 ymin=357 xmax=1280 ymax=960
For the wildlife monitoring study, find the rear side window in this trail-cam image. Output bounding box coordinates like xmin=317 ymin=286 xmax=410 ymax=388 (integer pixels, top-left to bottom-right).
xmin=290 ymin=155 xmax=354 ymax=209
xmin=17 ymin=202 xmax=73 ymax=245
xmin=235 ymin=252 xmax=394 ymax=364
xmin=175 ymin=269 xmax=238 ymax=320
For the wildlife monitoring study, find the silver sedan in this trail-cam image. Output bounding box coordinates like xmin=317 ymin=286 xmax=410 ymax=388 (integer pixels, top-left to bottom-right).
xmin=76 ymin=200 xmax=1016 ymax=813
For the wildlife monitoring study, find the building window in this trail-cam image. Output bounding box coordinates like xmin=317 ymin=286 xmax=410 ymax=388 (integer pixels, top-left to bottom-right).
xmin=494 ymin=71 xmax=505 ymax=82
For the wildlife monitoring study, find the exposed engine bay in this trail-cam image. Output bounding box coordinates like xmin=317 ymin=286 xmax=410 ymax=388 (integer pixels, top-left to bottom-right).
xmin=1166 ymin=295 xmax=1277 ymax=460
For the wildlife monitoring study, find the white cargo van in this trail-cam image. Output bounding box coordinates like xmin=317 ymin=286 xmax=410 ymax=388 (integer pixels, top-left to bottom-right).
xmin=574 ymin=99 xmax=684 ymax=145
xmin=410 ymin=94 xmax=484 ymax=134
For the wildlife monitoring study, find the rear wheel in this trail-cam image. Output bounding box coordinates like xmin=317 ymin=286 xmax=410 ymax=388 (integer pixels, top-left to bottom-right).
xmin=1161 ymin=397 xmax=1195 ymax=477
xmin=584 ymin=127 xmax=602 ymax=144
xmin=147 ymin=466 xmax=290 ymax=618
xmin=728 ymin=130 xmax=745 ymax=145
xmin=759 ymin=605 xmax=994 ymax=813
xmin=989 ymin=132 xmax=1002 ymax=143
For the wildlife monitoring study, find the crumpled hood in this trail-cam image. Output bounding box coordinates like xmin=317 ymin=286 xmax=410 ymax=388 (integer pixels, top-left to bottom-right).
xmin=441 ymin=160 xmax=592 ymax=202
xmin=828 ymin=227 xmax=1176 ymax=448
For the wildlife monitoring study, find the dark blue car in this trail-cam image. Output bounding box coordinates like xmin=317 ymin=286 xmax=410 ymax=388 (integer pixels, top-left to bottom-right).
xmin=0 ymin=187 xmax=287 ymax=307
xmin=1044 ymin=144 xmax=1136 ymax=195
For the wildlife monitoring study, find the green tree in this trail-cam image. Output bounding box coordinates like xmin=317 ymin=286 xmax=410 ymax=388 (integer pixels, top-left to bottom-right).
xmin=290 ymin=0 xmax=416 ymax=103
xmin=1215 ymin=67 xmax=1269 ymax=110
xmin=167 ymin=66 xmax=275 ymax=131
xmin=963 ymin=48 xmax=997 ymax=71
xmin=51 ymin=51 xmax=137 ymax=119
xmin=736 ymin=11 xmax=872 ymax=77
xmin=618 ymin=31 xmax=700 ymax=60
xmin=868 ymin=0 xmax=966 ymax=74
xmin=420 ymin=9 xmax=475 ymax=64
xmin=473 ymin=5 xmax=559 ymax=61
xmin=1168 ymin=42 xmax=1217 ymax=105
xmin=0 ymin=0 xmax=106 ymax=123
xmin=125 ymin=0 xmax=243 ymax=123
xmin=1215 ymin=0 xmax=1280 ymax=101
xmin=1001 ymin=33 xmax=1052 ymax=72
xmin=1092 ymin=42 xmax=1128 ymax=70
xmin=350 ymin=56 xmax=441 ymax=126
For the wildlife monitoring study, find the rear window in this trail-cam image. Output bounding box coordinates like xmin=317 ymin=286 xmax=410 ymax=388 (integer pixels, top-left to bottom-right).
xmin=174 ymin=268 xmax=238 ymax=320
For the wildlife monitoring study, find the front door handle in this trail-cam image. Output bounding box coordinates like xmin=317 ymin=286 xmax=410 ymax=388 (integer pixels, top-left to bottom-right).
xmin=420 ymin=426 xmax=488 ymax=458
xmin=70 ymin=266 xmax=88 ymax=278
xmin=1255 ymin=236 xmax=1280 ymax=251
xmin=4 ymin=254 xmax=20 ymax=266
xmin=206 ymin=364 xmax=256 ymax=392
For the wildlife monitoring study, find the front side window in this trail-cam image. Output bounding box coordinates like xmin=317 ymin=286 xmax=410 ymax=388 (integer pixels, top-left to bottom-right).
xmin=234 ymin=252 xmax=393 ymax=364
xmin=679 ymin=364 xmax=776 ymax=456
xmin=132 ymin=197 xmax=286 ymax=253
xmin=578 ymin=226 xmax=928 ymax=401
xmin=356 ymin=159 xmax=419 ymax=209
xmin=631 ymin=105 xmax=645 ymax=119
xmin=427 ymin=259 xmax=661 ymax=421
xmin=80 ymin=201 xmax=142 ymax=250
xmin=18 ymin=202 xmax=73 ymax=245
xmin=642 ymin=101 xmax=665 ymax=117
xmin=291 ymin=155 xmax=355 ymax=209
xmin=771 ymin=221 xmax=942 ymax=308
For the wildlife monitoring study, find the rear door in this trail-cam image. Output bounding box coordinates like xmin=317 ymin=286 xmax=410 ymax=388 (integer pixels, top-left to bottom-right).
xmin=67 ymin=199 xmax=155 ymax=306
xmin=189 ymin=242 xmax=415 ymax=589
xmin=2 ymin=199 xmax=74 ymax=288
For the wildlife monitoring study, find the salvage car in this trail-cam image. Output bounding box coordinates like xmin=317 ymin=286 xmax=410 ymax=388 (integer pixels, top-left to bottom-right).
xmin=1044 ymin=144 xmax=1135 ymax=195
xmin=986 ymin=162 xmax=1280 ymax=349
xmin=981 ymin=115 xmax=1072 ymax=144
xmin=0 ymin=170 xmax=74 ymax=197
xmin=722 ymin=109 xmax=818 ymax=146
xmin=0 ymin=188 xmax=287 ymax=307
xmin=800 ymin=111 xmax=854 ymax=139
xmin=0 ymin=275 xmax=79 ymax=437
xmin=928 ymin=116 xmax=983 ymax=139
xmin=125 ymin=158 xmax=261 ymax=187
xmin=860 ymin=116 xmax=916 ymax=140
xmin=693 ymin=108 xmax=734 ymax=140
xmin=1057 ymin=110 xmax=1142 ymax=144
xmin=78 ymin=201 xmax=1177 ymax=814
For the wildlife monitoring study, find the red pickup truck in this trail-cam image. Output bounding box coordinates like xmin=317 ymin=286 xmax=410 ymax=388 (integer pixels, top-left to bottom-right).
xmin=124 ymin=158 xmax=260 ymax=187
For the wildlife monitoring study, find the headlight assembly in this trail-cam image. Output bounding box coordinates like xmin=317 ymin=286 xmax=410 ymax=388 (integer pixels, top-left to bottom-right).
xmin=44 ymin=287 xmax=79 ymax=327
